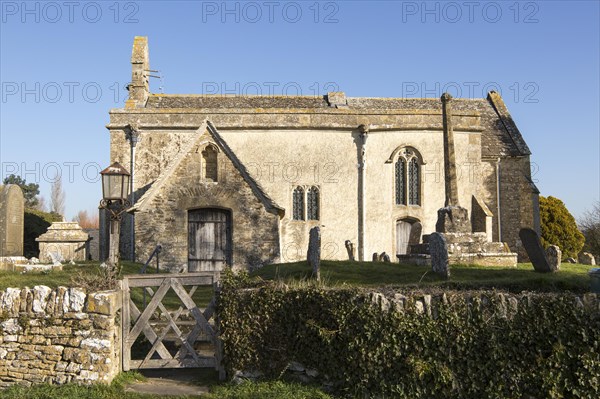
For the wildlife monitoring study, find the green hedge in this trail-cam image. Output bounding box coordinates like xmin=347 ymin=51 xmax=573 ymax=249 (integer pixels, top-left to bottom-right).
xmin=24 ymin=209 xmax=62 ymax=258
xmin=218 ymin=273 xmax=600 ymax=398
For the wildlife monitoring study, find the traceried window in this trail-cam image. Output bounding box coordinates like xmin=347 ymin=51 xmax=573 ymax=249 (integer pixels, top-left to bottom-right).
xmin=293 ymin=186 xmax=305 ymax=220
xmin=202 ymin=145 xmax=218 ymax=181
xmin=292 ymin=185 xmax=320 ymax=221
xmin=395 ymin=158 xmax=406 ymax=205
xmin=408 ymin=158 xmax=420 ymax=205
xmin=307 ymin=186 xmax=320 ymax=220
xmin=395 ymin=148 xmax=421 ymax=206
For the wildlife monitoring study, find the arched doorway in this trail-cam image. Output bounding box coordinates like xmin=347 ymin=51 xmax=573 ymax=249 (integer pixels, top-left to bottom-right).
xmin=396 ymin=220 xmax=412 ymax=255
xmin=188 ymin=208 xmax=232 ymax=272
xmin=396 ymin=218 xmax=420 ymax=256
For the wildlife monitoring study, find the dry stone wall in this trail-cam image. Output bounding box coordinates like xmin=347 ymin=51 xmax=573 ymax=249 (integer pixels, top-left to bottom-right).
xmin=0 ymin=286 xmax=121 ymax=387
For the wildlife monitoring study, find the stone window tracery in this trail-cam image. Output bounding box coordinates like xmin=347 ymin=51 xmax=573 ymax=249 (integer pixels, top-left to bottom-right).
xmin=395 ymin=148 xmax=421 ymax=206
xmin=293 ymin=186 xmax=305 ymax=221
xmin=307 ymin=186 xmax=320 ymax=220
xmin=292 ymin=185 xmax=320 ymax=221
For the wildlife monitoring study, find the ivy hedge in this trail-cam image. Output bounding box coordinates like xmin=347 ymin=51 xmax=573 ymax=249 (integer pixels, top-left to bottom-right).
xmin=218 ymin=273 xmax=600 ymax=398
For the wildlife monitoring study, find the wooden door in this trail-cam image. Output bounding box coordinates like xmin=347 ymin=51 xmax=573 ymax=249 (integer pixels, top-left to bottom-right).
xmin=188 ymin=209 xmax=231 ymax=272
xmin=396 ymin=220 xmax=412 ymax=255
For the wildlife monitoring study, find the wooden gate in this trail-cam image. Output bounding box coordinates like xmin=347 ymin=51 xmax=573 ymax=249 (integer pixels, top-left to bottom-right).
xmin=188 ymin=209 xmax=232 ymax=272
xmin=122 ymin=273 xmax=224 ymax=377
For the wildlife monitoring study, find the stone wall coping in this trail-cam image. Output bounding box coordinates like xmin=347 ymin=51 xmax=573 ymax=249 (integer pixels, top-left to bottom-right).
xmin=0 ymin=286 xmax=121 ymax=317
xmin=109 ymin=107 xmax=481 ymax=117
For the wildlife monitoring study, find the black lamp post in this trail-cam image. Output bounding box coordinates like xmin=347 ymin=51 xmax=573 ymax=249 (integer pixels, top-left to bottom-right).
xmin=99 ymin=162 xmax=131 ymax=267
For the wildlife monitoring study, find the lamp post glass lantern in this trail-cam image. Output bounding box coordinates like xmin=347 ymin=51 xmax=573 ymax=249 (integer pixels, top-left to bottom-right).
xmin=101 ymin=162 xmax=131 ymax=202
xmin=99 ymin=162 xmax=131 ymax=267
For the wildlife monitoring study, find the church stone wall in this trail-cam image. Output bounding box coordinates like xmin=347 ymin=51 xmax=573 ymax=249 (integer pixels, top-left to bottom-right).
xmin=134 ymin=140 xmax=280 ymax=271
xmin=107 ymin=102 xmax=534 ymax=266
xmin=220 ymin=128 xmax=483 ymax=260
xmin=499 ymin=156 xmax=538 ymax=260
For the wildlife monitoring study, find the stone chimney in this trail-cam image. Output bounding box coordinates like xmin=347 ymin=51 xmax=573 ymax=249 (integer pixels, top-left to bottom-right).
xmin=126 ymin=36 xmax=150 ymax=108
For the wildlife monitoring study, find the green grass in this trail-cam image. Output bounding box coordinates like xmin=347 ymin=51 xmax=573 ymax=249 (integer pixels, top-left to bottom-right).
xmin=0 ymin=261 xmax=145 ymax=291
xmin=205 ymin=381 xmax=334 ymax=399
xmin=2 ymin=259 xmax=594 ymax=295
xmin=0 ymin=372 xmax=158 ymax=399
xmin=0 ymin=261 xmax=215 ymax=308
xmin=252 ymin=260 xmax=596 ymax=293
xmin=0 ymin=372 xmax=334 ymax=399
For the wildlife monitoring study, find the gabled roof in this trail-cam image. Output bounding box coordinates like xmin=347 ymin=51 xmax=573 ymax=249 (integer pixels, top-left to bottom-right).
xmin=486 ymin=91 xmax=531 ymax=156
xmin=139 ymin=92 xmax=531 ymax=158
xmin=129 ymin=120 xmax=285 ymax=216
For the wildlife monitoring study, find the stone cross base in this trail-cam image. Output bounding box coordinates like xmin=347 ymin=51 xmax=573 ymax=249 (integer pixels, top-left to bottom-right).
xmin=435 ymin=206 xmax=472 ymax=234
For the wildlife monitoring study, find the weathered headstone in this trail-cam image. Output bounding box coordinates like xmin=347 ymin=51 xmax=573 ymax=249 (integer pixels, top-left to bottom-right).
xmin=408 ymin=222 xmax=422 ymax=245
xmin=579 ymin=252 xmax=596 ymax=266
xmin=344 ymin=240 xmax=355 ymax=261
xmin=372 ymin=252 xmax=379 ymax=262
xmin=307 ymin=226 xmax=321 ymax=281
xmin=430 ymin=232 xmax=450 ymax=279
xmin=519 ymin=228 xmax=552 ymax=273
xmin=565 ymin=257 xmax=576 ymax=264
xmin=545 ymin=245 xmax=561 ymax=272
xmin=0 ymin=185 xmax=25 ymax=257
xmin=382 ymin=253 xmax=391 ymax=263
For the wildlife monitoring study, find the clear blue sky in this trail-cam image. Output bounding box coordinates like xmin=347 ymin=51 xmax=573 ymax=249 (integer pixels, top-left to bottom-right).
xmin=1 ymin=0 xmax=599 ymax=220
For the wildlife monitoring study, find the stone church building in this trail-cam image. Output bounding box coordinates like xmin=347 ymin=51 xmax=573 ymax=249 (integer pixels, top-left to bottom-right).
xmin=104 ymin=37 xmax=540 ymax=271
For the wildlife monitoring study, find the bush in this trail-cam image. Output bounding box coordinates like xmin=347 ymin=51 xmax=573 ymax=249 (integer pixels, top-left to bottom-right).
xmin=539 ymin=196 xmax=585 ymax=259
xmin=219 ymin=272 xmax=600 ymax=398
xmin=23 ymin=208 xmax=62 ymax=258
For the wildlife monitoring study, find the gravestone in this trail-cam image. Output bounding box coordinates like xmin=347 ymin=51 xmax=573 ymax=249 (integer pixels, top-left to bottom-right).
xmin=565 ymin=257 xmax=576 ymax=264
xmin=378 ymin=252 xmax=390 ymax=262
xmin=430 ymin=232 xmax=450 ymax=279
xmin=544 ymin=245 xmax=561 ymax=272
xmin=519 ymin=228 xmax=552 ymax=273
xmin=307 ymin=226 xmax=320 ymax=281
xmin=344 ymin=240 xmax=355 ymax=261
xmin=372 ymin=253 xmax=379 ymax=262
xmin=579 ymin=252 xmax=596 ymax=266
xmin=408 ymin=222 xmax=422 ymax=245
xmin=0 ymin=185 xmax=25 ymax=257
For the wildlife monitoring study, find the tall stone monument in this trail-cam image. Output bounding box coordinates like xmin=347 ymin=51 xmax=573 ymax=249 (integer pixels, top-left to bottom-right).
xmin=436 ymin=93 xmax=472 ymax=235
xmin=307 ymin=226 xmax=321 ymax=281
xmin=399 ymin=94 xmax=518 ymax=268
xmin=0 ymin=184 xmax=25 ymax=257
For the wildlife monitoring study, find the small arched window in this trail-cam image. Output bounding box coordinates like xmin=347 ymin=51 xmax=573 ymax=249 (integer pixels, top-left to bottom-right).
xmin=408 ymin=158 xmax=420 ymax=205
xmin=307 ymin=186 xmax=319 ymax=220
xmin=293 ymin=186 xmax=305 ymax=220
xmin=395 ymin=158 xmax=407 ymax=205
xmin=202 ymin=145 xmax=218 ymax=182
xmin=394 ymin=147 xmax=421 ymax=206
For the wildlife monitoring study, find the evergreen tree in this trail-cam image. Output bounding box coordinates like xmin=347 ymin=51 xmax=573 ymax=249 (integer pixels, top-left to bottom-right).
xmin=539 ymin=196 xmax=585 ymax=259
xmin=2 ymin=174 xmax=39 ymax=208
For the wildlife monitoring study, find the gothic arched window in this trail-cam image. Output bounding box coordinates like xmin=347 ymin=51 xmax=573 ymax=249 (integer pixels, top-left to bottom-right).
xmin=202 ymin=145 xmax=218 ymax=181
xmin=408 ymin=158 xmax=420 ymax=205
xmin=395 ymin=158 xmax=407 ymax=205
xmin=307 ymin=186 xmax=320 ymax=220
xmin=293 ymin=186 xmax=305 ymax=220
xmin=394 ymin=147 xmax=421 ymax=206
